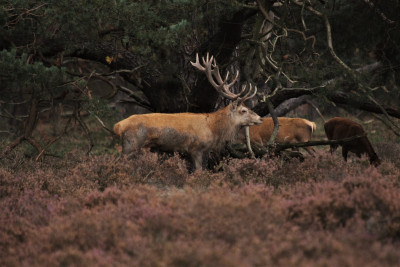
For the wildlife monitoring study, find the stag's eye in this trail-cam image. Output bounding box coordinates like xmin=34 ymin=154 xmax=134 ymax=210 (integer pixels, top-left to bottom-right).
xmin=241 ymin=109 xmax=248 ymax=113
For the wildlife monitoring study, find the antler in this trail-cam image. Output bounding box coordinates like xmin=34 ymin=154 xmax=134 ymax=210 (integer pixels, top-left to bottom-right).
xmin=191 ymin=53 xmax=257 ymax=103
xmin=238 ymin=83 xmax=257 ymax=104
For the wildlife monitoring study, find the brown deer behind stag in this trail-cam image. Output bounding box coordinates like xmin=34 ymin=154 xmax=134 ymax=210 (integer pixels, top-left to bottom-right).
xmin=239 ymin=117 xmax=317 ymax=155
xmin=324 ymin=117 xmax=381 ymax=166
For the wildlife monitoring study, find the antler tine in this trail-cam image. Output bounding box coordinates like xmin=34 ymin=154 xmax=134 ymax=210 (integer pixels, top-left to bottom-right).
xmin=224 ymin=70 xmax=239 ymax=91
xmin=201 ymin=53 xmax=213 ymax=69
xmin=190 ymin=53 xmax=205 ymax=71
xmin=248 ymin=85 xmax=258 ymax=99
xmin=238 ymin=83 xmax=250 ymax=96
xmin=192 ymin=52 xmax=221 ymax=90
xmin=238 ymin=84 xmax=258 ymax=104
xmin=204 ymin=54 xmax=234 ymax=99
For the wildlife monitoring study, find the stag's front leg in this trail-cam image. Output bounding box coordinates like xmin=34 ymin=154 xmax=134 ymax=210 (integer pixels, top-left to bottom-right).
xmin=191 ymin=151 xmax=203 ymax=171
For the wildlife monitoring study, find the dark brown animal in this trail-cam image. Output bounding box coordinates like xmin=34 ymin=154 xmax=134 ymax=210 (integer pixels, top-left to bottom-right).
xmin=114 ymin=53 xmax=263 ymax=170
xmin=324 ymin=117 xmax=381 ymax=166
xmin=239 ymin=117 xmax=317 ymax=155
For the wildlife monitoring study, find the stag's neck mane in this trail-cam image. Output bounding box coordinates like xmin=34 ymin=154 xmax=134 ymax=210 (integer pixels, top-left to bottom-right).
xmin=208 ymin=105 xmax=240 ymax=149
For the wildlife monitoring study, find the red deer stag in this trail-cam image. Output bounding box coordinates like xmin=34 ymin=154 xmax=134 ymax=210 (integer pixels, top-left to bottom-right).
xmin=324 ymin=117 xmax=381 ymax=166
xmin=113 ymin=53 xmax=263 ymax=170
xmin=239 ymin=117 xmax=317 ymax=155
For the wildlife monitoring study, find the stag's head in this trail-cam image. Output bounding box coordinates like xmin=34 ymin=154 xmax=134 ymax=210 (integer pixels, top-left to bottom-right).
xmin=229 ymin=101 xmax=263 ymax=127
xmin=191 ymin=53 xmax=263 ymax=126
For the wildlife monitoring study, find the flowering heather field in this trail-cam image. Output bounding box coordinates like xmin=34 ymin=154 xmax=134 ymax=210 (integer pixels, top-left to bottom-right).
xmin=1 ymin=139 xmax=400 ymax=266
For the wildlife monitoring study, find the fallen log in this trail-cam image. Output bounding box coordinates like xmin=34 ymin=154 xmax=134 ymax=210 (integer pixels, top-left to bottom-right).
xmin=229 ymin=133 xmax=367 ymax=159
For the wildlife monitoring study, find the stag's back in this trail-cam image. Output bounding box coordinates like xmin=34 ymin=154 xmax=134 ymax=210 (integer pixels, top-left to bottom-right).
xmin=114 ymin=113 xmax=209 ymax=136
xmin=113 ymin=113 xmax=214 ymax=150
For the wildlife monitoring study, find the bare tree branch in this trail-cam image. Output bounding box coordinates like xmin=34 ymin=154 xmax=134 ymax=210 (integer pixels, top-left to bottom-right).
xmin=117 ymin=85 xmax=152 ymax=111
xmin=290 ymin=0 xmax=353 ymax=74
xmin=361 ymin=0 xmax=396 ymax=25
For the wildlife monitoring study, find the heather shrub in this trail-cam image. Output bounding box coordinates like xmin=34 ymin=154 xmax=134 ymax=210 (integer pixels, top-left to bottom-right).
xmin=186 ymin=169 xmax=221 ymax=189
xmin=2 ymin=139 xmax=400 ymax=266
xmin=376 ymin=141 xmax=400 ymax=166
xmin=46 ymin=151 xmax=188 ymax=195
xmin=148 ymin=153 xmax=189 ymax=187
xmin=0 ymin=149 xmax=28 ymax=172
xmin=218 ymin=152 xmax=374 ymax=188
xmin=1 ymin=179 xmax=400 ymax=266
xmin=221 ymin=157 xmax=281 ymax=186
xmin=285 ymin=168 xmax=400 ymax=239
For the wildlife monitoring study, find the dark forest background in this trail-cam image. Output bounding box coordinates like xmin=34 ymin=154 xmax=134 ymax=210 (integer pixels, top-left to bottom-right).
xmin=1 ymin=0 xmax=400 ymax=156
